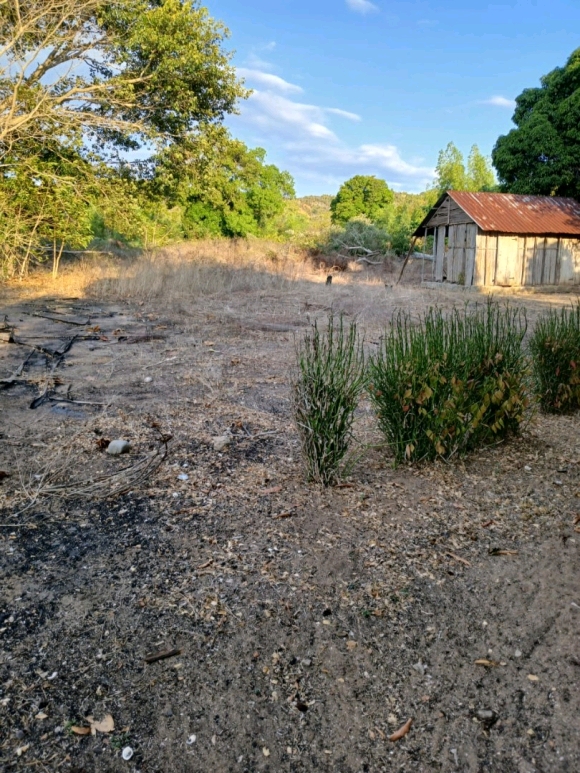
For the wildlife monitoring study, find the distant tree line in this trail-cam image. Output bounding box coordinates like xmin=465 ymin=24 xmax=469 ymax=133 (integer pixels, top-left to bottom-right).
xmin=326 ymin=145 xmax=496 ymax=256
xmin=0 ymin=0 xmax=578 ymax=279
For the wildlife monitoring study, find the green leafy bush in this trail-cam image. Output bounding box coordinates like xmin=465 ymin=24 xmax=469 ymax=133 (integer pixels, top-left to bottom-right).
xmin=529 ymin=303 xmax=580 ymax=413
xmin=292 ymin=315 xmax=366 ymax=485
xmin=368 ymin=302 xmax=529 ymax=463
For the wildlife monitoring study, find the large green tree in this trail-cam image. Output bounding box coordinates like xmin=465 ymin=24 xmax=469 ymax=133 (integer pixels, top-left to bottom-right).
xmin=492 ymin=47 xmax=580 ymax=198
xmin=432 ymin=142 xmax=495 ymax=193
xmin=156 ymin=128 xmax=295 ymax=238
xmin=330 ymin=175 xmax=394 ymax=225
xmin=0 ymin=0 xmax=245 ymax=158
xmin=466 ymin=145 xmax=496 ymax=192
xmin=0 ymin=0 xmax=249 ymax=274
xmin=433 ymin=142 xmax=467 ymax=192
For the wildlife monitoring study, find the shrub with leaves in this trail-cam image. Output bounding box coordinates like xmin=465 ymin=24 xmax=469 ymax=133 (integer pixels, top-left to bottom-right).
xmin=529 ymin=303 xmax=580 ymax=413
xmin=368 ymin=302 xmax=529 ymax=463
xmin=292 ymin=315 xmax=366 ymax=485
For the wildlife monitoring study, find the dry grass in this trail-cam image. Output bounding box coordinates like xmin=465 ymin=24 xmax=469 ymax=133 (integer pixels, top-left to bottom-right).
xmin=0 ymin=239 xmax=318 ymax=304
xmin=93 ymin=239 xmax=311 ymax=303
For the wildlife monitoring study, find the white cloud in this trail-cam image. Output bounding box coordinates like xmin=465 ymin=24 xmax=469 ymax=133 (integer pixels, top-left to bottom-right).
xmin=325 ymin=107 xmax=362 ymax=121
xmin=346 ymin=0 xmax=379 ymax=14
xmin=237 ymin=68 xmax=303 ymax=95
xmin=263 ymin=41 xmax=276 ymax=51
xmin=243 ymin=90 xmax=338 ymax=141
xmin=246 ymin=52 xmax=276 ymax=71
xmin=231 ymin=83 xmax=434 ymax=192
xmin=483 ymin=95 xmax=516 ymax=108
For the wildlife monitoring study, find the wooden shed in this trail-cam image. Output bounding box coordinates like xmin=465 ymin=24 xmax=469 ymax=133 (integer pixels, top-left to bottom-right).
xmin=414 ymin=191 xmax=580 ymax=287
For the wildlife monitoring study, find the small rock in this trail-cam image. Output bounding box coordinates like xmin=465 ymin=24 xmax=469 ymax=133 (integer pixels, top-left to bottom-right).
xmin=301 ymin=658 xmax=312 ymax=667
xmin=412 ymin=661 xmax=427 ymax=675
xmin=186 ymin=734 xmax=196 ymax=745
xmin=144 ymin=377 xmax=153 ymax=383
xmin=524 ymin=465 xmax=532 ymax=472
xmin=178 ymin=473 xmax=189 ymax=481
xmin=107 ymin=439 xmax=131 ymax=456
xmin=212 ymin=435 xmax=231 ymax=452
xmin=122 ymin=746 xmax=134 ymax=761
xmin=475 ymin=709 xmax=498 ymax=727
xmin=514 ymin=649 xmax=522 ymax=658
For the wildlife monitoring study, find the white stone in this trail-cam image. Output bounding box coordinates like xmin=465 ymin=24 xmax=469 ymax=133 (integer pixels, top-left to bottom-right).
xmin=107 ymin=439 xmax=131 ymax=456
xmin=212 ymin=435 xmax=231 ymax=452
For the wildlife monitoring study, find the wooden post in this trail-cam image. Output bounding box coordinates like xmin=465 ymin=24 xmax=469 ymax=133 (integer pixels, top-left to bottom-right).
xmin=396 ymin=236 xmax=418 ymax=285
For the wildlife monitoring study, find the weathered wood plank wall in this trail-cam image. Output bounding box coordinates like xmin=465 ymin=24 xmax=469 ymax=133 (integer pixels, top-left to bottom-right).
xmin=435 ymin=225 xmax=446 ymax=281
xmin=425 ymin=195 xmax=580 ymax=286
xmin=471 ymin=233 xmax=580 ymax=287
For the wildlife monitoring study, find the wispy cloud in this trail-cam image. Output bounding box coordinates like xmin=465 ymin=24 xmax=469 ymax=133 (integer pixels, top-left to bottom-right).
xmin=237 ymin=68 xmax=303 ymax=95
xmin=325 ymin=107 xmax=362 ymax=121
xmin=232 ymin=80 xmax=433 ymax=192
xmin=246 ymin=43 xmax=277 ymax=72
xmin=483 ymin=95 xmax=516 ymax=108
xmin=242 ymin=91 xmax=338 ymax=141
xmin=345 ymin=0 xmax=378 ymax=14
xmin=246 ymin=52 xmax=276 ymax=71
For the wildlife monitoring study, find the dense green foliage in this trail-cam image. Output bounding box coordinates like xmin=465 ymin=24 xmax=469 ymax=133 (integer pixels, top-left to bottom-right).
xmin=0 ymin=0 xmax=243 ymax=156
xmin=292 ymin=316 xmax=366 ymax=485
xmin=433 ymin=143 xmax=496 ymax=193
xmin=529 ymin=303 xmax=580 ymax=413
xmin=0 ymin=0 xmax=294 ymax=275
xmin=330 ymin=176 xmax=394 ymax=225
xmin=325 ymin=146 xmax=495 ymax=260
xmin=379 ymin=191 xmax=438 ymax=254
xmin=368 ymin=303 xmax=529 ymax=463
xmin=160 ymin=136 xmax=295 ymax=238
xmin=493 ymin=48 xmax=580 ymax=198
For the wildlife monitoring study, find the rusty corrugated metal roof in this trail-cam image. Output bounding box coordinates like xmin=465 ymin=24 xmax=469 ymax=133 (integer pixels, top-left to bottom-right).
xmin=448 ymin=191 xmax=580 ymax=235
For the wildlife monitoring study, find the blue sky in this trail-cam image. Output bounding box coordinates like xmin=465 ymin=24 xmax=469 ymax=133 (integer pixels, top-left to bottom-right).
xmin=207 ymin=0 xmax=580 ymax=197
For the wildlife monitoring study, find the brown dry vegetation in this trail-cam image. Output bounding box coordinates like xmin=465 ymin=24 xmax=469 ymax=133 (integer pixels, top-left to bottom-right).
xmin=1 ymin=242 xmax=579 ymax=773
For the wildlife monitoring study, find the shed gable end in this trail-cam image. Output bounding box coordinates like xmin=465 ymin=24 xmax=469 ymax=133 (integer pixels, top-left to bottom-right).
xmin=423 ymin=195 xmax=475 ymax=229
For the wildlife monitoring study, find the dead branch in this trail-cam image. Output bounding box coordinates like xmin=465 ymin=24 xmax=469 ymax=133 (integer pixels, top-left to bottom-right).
xmin=31 ymin=313 xmax=89 ymax=326
xmin=355 ymin=257 xmax=384 ymax=266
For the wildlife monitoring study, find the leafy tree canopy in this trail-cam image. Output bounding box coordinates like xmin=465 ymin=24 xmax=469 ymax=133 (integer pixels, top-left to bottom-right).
xmin=330 ymin=175 xmax=394 ymax=225
xmin=0 ymin=1 xmax=299 ymax=273
xmin=0 ymin=0 xmax=246 ymax=160
xmin=156 ymin=128 xmax=295 ymax=238
xmin=492 ymin=48 xmax=580 ymax=198
xmin=433 ymin=142 xmax=496 ymax=193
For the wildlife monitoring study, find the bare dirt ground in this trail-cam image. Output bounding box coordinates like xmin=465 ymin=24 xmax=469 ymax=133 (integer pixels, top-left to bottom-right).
xmin=1 ymin=261 xmax=579 ymax=773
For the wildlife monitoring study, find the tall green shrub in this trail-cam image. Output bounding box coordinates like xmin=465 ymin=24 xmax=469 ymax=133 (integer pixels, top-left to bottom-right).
xmin=292 ymin=315 xmax=366 ymax=485
xmin=368 ymin=302 xmax=529 ymax=463
xmin=529 ymin=303 xmax=580 ymax=413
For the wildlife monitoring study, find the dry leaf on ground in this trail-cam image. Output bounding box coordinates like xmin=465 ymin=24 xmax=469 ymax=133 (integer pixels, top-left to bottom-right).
xmin=389 ymin=718 xmax=413 ymax=742
xmin=71 ymin=726 xmax=91 ymax=736
xmin=86 ymin=714 xmax=115 ymax=735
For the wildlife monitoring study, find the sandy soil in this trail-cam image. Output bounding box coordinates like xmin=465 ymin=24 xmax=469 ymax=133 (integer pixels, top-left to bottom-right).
xmin=1 ymin=270 xmax=579 ymax=773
